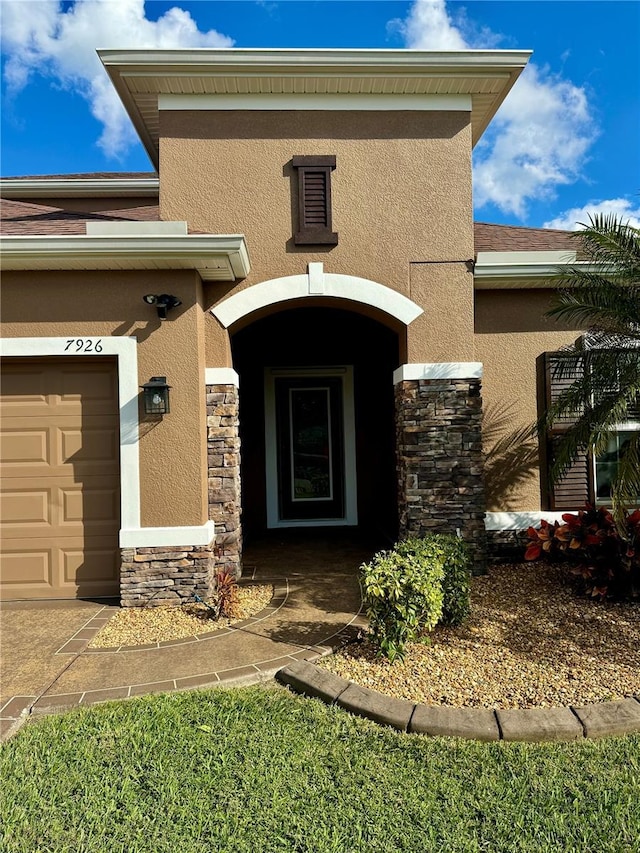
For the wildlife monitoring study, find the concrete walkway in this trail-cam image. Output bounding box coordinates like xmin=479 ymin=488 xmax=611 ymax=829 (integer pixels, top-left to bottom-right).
xmin=3 ymin=532 xmax=640 ymax=743
xmin=1 ymin=534 xmax=370 ymax=740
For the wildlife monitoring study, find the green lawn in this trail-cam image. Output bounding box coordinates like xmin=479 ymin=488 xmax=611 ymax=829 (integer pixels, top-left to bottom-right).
xmin=2 ymin=686 xmax=638 ymax=853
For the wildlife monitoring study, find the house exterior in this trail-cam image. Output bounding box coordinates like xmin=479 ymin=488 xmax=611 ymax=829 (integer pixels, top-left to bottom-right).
xmin=0 ymin=48 xmax=607 ymax=604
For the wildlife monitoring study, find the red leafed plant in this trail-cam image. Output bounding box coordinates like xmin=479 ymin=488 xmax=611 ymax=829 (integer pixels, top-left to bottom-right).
xmin=525 ymin=504 xmax=640 ymax=601
xmin=214 ymin=570 xmax=241 ymax=618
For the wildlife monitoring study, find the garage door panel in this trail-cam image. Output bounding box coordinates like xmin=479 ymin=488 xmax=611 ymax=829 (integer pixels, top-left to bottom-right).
xmin=0 ymin=367 xmax=48 ymax=407
xmin=62 ymin=485 xmax=120 ymax=525
xmin=58 ymin=366 xmax=119 ymax=416
xmin=1 ymin=358 xmax=120 ymax=601
xmin=60 ymin=425 xmax=119 ymax=466
xmin=1 ymin=428 xmax=49 ymax=467
xmin=0 ymin=548 xmax=53 ymax=588
xmin=0 ymin=489 xmax=50 ymax=526
xmin=63 ymin=546 xmax=119 ymax=587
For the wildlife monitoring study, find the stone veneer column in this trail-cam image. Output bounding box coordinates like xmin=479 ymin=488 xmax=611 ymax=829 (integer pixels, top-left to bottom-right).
xmin=395 ymin=363 xmax=487 ymax=574
xmin=206 ymin=372 xmax=242 ymax=579
xmin=120 ymin=543 xmax=216 ymax=607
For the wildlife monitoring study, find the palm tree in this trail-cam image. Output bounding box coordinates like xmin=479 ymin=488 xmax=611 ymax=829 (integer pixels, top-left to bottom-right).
xmin=541 ymin=213 xmax=640 ymax=529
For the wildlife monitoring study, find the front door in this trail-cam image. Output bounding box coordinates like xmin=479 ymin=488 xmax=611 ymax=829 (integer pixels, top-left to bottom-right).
xmin=265 ymin=367 xmax=357 ymax=527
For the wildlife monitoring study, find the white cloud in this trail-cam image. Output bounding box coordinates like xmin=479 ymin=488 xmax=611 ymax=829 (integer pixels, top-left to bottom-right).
xmin=400 ymin=0 xmax=467 ymax=49
xmin=401 ymin=0 xmax=597 ymax=220
xmin=0 ymin=0 xmax=233 ymax=159
xmin=543 ymin=199 xmax=640 ymax=231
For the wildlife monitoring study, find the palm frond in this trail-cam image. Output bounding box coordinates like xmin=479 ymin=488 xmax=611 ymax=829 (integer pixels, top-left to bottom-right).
xmin=542 ymin=214 xmax=640 ymax=519
xmin=611 ymin=433 xmax=640 ymax=529
xmin=573 ymin=214 xmax=640 ymax=272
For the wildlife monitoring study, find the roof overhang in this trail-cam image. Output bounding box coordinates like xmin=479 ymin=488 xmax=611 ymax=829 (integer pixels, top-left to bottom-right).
xmin=98 ymin=48 xmax=531 ymax=168
xmin=474 ymin=250 xmax=587 ymax=289
xmin=0 ymin=177 xmax=159 ymax=198
xmin=0 ymin=233 xmax=250 ymax=281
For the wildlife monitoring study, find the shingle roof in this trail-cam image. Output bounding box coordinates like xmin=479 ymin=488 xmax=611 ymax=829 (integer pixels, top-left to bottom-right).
xmin=3 ymin=172 xmax=158 ymax=180
xmin=473 ymin=221 xmax=576 ymax=253
xmin=0 ymin=198 xmax=160 ymax=235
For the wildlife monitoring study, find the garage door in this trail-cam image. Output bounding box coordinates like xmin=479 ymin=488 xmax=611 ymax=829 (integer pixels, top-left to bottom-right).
xmin=1 ymin=358 xmax=121 ymax=600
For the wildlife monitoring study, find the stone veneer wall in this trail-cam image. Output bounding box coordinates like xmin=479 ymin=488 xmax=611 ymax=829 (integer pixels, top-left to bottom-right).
xmin=395 ymin=377 xmax=487 ymax=574
xmin=118 ymin=381 xmax=242 ymax=607
xmin=485 ymin=529 xmax=528 ymax=563
xmin=120 ymin=545 xmax=215 ymax=607
xmin=207 ymin=382 xmax=242 ymax=580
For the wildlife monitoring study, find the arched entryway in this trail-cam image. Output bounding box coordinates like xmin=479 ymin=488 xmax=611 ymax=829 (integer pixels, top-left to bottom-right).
xmin=231 ymin=306 xmax=400 ymax=543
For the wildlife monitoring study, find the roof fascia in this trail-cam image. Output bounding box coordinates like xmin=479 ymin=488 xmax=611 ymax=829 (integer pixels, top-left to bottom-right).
xmin=98 ymin=48 xmax=531 ymax=168
xmin=0 ymin=234 xmax=250 ymax=280
xmin=0 ymin=178 xmax=159 ymax=199
xmin=474 ymin=251 xmax=597 ymax=289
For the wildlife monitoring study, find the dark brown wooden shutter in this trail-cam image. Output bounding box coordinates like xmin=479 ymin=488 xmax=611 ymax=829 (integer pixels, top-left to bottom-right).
xmin=544 ymin=352 xmax=592 ymax=509
xmin=292 ymin=156 xmax=338 ymax=245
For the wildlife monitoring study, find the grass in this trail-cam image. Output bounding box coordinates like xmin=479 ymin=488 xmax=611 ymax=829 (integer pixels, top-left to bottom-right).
xmin=2 ymin=686 xmax=639 ymax=853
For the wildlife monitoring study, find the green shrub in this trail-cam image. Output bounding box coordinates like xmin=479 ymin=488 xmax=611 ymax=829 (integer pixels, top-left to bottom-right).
xmin=359 ymin=544 xmax=444 ymax=662
xmin=396 ymin=534 xmax=472 ymax=626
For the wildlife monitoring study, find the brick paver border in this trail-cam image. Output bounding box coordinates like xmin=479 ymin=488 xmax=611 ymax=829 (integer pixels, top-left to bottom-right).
xmin=276 ymin=661 xmax=640 ymax=742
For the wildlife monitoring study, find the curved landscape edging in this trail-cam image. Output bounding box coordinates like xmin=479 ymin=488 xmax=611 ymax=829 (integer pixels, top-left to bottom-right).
xmin=276 ymin=661 xmax=640 ymax=742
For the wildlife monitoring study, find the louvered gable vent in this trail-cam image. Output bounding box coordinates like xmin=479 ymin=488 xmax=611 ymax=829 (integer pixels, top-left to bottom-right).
xmin=292 ymin=156 xmax=338 ymax=246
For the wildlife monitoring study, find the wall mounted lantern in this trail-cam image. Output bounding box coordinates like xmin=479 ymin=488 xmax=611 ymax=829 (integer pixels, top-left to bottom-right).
xmin=141 ymin=376 xmax=171 ymax=415
xmin=143 ymin=293 xmax=182 ymax=320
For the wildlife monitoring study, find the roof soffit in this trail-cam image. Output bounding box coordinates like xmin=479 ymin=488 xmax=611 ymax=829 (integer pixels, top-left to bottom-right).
xmin=98 ymin=48 xmax=531 ymax=168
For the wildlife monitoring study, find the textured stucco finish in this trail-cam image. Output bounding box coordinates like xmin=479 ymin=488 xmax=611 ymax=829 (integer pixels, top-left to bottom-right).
xmin=159 ymin=109 xmax=474 ymax=364
xmin=475 ymin=288 xmax=583 ymax=511
xmin=408 ymin=262 xmax=474 ymax=362
xmin=0 ymin=269 xmax=208 ymax=529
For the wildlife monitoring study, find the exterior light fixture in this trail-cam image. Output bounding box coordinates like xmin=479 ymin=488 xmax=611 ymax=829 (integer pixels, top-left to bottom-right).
xmin=143 ymin=293 xmax=182 ymax=320
xmin=141 ymin=376 xmax=171 ymax=415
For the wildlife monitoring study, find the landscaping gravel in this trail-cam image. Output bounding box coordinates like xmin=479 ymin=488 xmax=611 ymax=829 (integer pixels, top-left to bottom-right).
xmin=320 ymin=562 xmax=639 ymax=709
xmin=88 ymin=584 xmax=273 ymax=648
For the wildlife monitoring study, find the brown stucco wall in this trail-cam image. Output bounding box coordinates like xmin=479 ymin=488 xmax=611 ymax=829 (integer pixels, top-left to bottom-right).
xmin=408 ymin=262 xmax=474 ymax=362
xmin=1 ymin=269 xmax=208 ymax=528
xmin=474 ymin=288 xmax=583 ymax=511
xmin=158 ymin=109 xmax=474 ymax=366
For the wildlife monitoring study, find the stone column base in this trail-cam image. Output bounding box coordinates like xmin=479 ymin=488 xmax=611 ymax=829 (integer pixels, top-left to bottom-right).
xmin=120 ymin=544 xmax=215 ymax=607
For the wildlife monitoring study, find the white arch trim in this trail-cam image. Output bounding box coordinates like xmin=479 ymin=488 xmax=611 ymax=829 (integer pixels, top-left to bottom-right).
xmin=211 ymin=263 xmax=424 ymax=328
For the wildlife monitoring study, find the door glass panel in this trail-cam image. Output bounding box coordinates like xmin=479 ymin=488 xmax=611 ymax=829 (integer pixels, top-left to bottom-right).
xmin=290 ymin=388 xmax=333 ymax=501
xmin=274 ymin=375 xmax=345 ymax=521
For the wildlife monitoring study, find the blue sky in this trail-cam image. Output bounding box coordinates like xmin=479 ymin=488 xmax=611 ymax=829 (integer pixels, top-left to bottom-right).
xmin=1 ymin=0 xmax=639 ymax=229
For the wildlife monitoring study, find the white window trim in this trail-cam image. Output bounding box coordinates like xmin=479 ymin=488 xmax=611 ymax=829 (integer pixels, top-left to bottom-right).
xmin=264 ymin=366 xmax=357 ymax=529
xmin=0 ymin=337 xmax=215 ymax=548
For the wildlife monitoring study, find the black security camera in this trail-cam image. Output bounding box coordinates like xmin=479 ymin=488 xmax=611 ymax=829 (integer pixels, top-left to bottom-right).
xmin=143 ymin=293 xmax=182 ymax=320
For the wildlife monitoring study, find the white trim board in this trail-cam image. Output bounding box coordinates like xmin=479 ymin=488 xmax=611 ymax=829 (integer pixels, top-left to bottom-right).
xmin=485 ymin=512 xmax=566 ymax=531
xmin=0 ymin=336 xmax=214 ymax=549
xmin=212 ymin=265 xmax=423 ymax=328
xmin=120 ymin=521 xmax=215 ymax=548
xmin=205 ymin=368 xmax=240 ymax=387
xmin=393 ymin=363 xmax=483 ymax=383
xmin=159 ymin=93 xmax=472 ymax=112
xmin=0 ymin=233 xmax=251 ymax=281
xmin=0 ymin=177 xmax=159 ymax=198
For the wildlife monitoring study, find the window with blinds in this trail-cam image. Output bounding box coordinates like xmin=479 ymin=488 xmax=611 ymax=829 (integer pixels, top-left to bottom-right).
xmin=292 ymin=156 xmax=338 ymax=246
xmin=543 ymin=349 xmax=640 ymax=509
